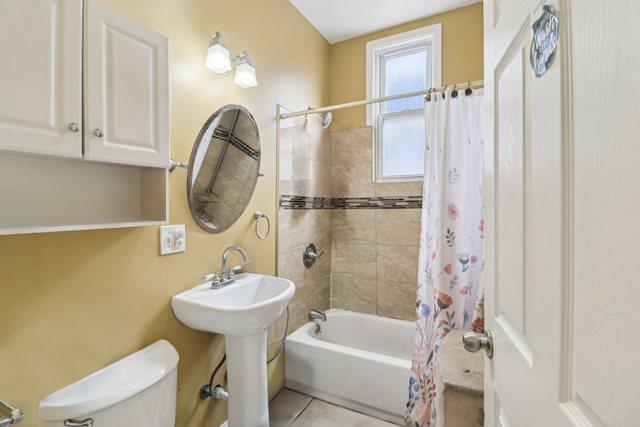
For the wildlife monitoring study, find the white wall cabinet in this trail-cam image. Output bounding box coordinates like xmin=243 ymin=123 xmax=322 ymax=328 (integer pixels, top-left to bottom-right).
xmin=0 ymin=0 xmax=169 ymax=235
xmin=84 ymin=0 xmax=169 ymax=167
xmin=0 ymin=0 xmax=83 ymax=158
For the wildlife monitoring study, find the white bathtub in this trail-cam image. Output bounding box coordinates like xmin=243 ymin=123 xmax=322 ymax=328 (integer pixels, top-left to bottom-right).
xmin=284 ymin=309 xmax=413 ymax=424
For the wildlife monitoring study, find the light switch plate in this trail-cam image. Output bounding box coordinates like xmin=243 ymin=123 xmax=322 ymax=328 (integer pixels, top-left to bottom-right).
xmin=160 ymin=225 xmax=186 ymax=255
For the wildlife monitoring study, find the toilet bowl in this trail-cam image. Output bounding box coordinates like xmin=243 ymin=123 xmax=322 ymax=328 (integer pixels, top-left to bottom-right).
xmin=39 ymin=340 xmax=179 ymax=427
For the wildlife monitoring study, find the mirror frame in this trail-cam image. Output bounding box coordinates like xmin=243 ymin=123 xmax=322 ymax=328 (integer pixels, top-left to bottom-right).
xmin=186 ymin=104 xmax=261 ymax=233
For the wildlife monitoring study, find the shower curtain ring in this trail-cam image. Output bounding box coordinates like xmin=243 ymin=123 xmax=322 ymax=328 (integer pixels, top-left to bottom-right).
xmin=426 ymin=88 xmax=432 ymax=102
xmin=451 ymin=84 xmax=459 ymax=98
xmin=441 ymin=84 xmax=449 ymax=99
xmin=465 ymin=81 xmax=473 ymax=96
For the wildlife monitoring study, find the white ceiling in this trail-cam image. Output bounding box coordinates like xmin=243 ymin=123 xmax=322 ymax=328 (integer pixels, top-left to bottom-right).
xmin=289 ymin=0 xmax=481 ymax=44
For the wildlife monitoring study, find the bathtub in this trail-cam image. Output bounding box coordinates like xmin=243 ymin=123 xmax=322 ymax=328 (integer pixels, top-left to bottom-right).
xmin=284 ymin=309 xmax=413 ymax=424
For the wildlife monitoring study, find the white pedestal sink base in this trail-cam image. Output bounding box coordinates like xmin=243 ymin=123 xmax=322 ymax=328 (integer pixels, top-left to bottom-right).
xmin=225 ymin=331 xmax=269 ymax=427
xmin=171 ymin=274 xmax=295 ymax=427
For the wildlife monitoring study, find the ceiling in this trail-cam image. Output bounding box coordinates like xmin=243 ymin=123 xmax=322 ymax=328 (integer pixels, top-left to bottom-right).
xmin=289 ymin=0 xmax=482 ymax=44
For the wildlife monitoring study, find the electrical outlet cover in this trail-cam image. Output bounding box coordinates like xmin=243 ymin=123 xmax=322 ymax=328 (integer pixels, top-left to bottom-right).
xmin=160 ymin=225 xmax=186 ymax=255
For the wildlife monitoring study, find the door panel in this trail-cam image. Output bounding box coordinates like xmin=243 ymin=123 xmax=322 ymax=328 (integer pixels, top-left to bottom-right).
xmin=106 ymin=26 xmax=155 ymax=150
xmin=485 ymin=0 xmax=567 ymax=425
xmin=84 ymin=0 xmax=169 ymax=167
xmin=0 ymin=0 xmax=82 ymax=158
xmin=496 ymin=35 xmax=527 ymax=339
xmin=485 ymin=0 xmax=640 ymax=425
xmin=570 ymin=1 xmax=640 ymax=424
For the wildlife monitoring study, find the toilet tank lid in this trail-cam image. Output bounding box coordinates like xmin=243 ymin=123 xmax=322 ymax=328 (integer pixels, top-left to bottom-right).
xmin=39 ymin=339 xmax=179 ymax=421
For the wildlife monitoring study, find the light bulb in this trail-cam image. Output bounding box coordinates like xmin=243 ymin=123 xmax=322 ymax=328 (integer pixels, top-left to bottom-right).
xmin=233 ymin=52 xmax=258 ymax=88
xmin=205 ymin=32 xmax=232 ymax=74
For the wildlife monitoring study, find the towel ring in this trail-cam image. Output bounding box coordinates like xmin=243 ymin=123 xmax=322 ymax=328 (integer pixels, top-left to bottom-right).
xmin=253 ymin=211 xmax=271 ymax=240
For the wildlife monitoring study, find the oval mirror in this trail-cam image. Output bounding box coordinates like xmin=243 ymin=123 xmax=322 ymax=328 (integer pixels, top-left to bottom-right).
xmin=187 ymin=105 xmax=261 ymax=233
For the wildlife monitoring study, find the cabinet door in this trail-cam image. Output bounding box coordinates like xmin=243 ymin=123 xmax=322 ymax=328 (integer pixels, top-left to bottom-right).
xmin=0 ymin=0 xmax=83 ymax=158
xmin=84 ymin=0 xmax=169 ymax=167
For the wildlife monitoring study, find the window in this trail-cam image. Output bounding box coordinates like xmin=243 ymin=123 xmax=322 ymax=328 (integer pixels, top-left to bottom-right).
xmin=366 ymin=24 xmax=441 ymax=181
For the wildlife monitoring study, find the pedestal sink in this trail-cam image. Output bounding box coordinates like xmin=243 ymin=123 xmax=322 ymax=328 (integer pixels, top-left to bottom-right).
xmin=172 ymin=273 xmax=295 ymax=427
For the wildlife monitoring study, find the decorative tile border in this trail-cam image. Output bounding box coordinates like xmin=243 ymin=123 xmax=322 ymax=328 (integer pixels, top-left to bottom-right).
xmin=333 ymin=196 xmax=422 ymax=209
xmin=279 ymin=195 xmax=333 ymax=210
xmin=279 ymin=195 xmax=422 ymax=210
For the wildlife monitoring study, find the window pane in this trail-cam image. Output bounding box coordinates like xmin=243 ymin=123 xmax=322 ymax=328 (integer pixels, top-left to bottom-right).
xmin=383 ymin=49 xmax=427 ymax=112
xmin=382 ymin=115 xmax=425 ymax=177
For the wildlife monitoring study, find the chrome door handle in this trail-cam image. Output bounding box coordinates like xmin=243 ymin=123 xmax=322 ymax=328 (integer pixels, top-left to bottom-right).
xmin=93 ymin=128 xmax=104 ymax=138
xmin=68 ymin=122 xmax=80 ymax=132
xmin=463 ymin=329 xmax=493 ymax=359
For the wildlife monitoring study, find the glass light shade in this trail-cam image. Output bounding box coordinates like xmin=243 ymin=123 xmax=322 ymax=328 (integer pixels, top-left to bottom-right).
xmin=234 ymin=60 xmax=258 ymax=88
xmin=205 ymin=32 xmax=232 ymax=74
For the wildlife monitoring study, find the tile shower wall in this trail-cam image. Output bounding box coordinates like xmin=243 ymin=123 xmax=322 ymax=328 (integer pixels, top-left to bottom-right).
xmin=330 ymin=126 xmax=422 ymax=321
xmin=275 ymin=125 xmax=421 ymax=344
xmin=271 ymin=116 xmax=332 ymax=352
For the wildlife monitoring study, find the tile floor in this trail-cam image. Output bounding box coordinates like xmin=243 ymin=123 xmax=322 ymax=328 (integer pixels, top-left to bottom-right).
xmin=269 ymin=388 xmax=397 ymax=426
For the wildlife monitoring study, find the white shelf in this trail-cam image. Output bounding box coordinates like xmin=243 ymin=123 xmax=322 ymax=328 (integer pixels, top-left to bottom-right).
xmin=0 ymin=220 xmax=168 ymax=236
xmin=0 ymin=152 xmax=168 ymax=235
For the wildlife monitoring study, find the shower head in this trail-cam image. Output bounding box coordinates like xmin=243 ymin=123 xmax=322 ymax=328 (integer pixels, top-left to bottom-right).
xmin=307 ymin=107 xmax=333 ymax=129
xmin=321 ymin=111 xmax=332 ymax=129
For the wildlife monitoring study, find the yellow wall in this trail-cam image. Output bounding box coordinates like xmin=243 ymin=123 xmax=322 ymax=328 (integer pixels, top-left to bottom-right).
xmin=0 ymin=0 xmax=329 ymax=425
xmin=329 ymin=2 xmax=484 ymax=131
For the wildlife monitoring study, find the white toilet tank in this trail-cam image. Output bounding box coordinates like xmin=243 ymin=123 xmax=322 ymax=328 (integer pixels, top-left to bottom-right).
xmin=39 ymin=340 xmax=179 ymax=427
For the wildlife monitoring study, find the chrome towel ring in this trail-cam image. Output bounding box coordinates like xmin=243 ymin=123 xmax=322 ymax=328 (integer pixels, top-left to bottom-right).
xmin=253 ymin=211 xmax=271 ymax=240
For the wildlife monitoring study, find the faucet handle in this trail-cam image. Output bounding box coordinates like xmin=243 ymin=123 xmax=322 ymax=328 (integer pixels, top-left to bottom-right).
xmin=204 ymin=272 xmax=221 ymax=284
xmin=228 ymin=264 xmax=246 ymax=278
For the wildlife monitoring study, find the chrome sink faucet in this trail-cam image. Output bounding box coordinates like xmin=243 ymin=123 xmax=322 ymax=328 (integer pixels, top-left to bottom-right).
xmin=206 ymin=246 xmax=251 ymax=289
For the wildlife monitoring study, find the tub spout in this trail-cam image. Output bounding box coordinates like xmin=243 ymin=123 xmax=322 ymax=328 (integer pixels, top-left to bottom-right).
xmin=308 ymin=309 xmax=326 ymax=322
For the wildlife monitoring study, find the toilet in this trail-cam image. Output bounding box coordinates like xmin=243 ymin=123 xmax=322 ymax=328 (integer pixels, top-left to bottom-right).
xmin=39 ymin=340 xmax=179 ymax=427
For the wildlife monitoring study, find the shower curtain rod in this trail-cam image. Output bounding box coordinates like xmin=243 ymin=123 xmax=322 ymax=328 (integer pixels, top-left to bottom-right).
xmin=278 ymin=79 xmax=484 ymax=120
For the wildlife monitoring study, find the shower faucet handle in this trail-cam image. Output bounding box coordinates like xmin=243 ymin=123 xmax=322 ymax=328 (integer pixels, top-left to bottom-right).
xmin=303 ymin=243 xmax=323 ymax=267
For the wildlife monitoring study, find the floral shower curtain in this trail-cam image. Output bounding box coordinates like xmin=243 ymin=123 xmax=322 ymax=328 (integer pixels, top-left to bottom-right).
xmin=405 ymin=89 xmax=485 ymax=426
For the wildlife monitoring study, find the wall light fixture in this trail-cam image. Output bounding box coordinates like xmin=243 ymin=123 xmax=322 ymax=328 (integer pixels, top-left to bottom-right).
xmin=233 ymin=52 xmax=258 ymax=88
xmin=204 ymin=31 xmax=232 ymax=74
xmin=205 ymin=31 xmax=258 ymax=88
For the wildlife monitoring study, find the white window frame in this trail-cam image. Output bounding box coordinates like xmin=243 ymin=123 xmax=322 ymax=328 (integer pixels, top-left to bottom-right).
xmin=366 ymin=24 xmax=442 ymax=182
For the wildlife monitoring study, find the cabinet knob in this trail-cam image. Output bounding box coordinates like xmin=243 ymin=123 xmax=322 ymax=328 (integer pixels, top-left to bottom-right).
xmin=93 ymin=129 xmax=104 ymax=138
xmin=68 ymin=122 xmax=80 ymax=132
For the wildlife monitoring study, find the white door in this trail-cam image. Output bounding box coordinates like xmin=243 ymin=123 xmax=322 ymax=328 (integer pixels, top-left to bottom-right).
xmin=84 ymin=0 xmax=169 ymax=167
xmin=483 ymin=0 xmax=640 ymax=425
xmin=0 ymin=0 xmax=82 ymax=158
